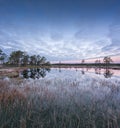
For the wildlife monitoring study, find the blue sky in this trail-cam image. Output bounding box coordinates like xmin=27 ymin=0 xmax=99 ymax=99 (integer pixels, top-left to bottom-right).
xmin=0 ymin=0 xmax=120 ymax=61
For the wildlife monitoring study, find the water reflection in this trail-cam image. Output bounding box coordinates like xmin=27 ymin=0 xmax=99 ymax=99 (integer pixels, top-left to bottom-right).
xmin=81 ymin=68 xmax=85 ymax=74
xmin=21 ymin=66 xmax=118 ymax=79
xmin=21 ymin=67 xmax=50 ymax=79
xmin=95 ymin=68 xmax=101 ymax=75
xmin=59 ymin=67 xmax=61 ymax=72
xmin=104 ymin=69 xmax=114 ymax=78
xmin=94 ymin=67 xmax=114 ymax=78
xmin=57 ymin=67 xmax=115 ymax=78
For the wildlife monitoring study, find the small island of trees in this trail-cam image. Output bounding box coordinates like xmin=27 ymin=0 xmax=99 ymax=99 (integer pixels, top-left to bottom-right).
xmin=0 ymin=49 xmax=51 ymax=67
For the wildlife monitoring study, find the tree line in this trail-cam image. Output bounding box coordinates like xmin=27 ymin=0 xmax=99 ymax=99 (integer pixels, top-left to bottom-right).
xmin=81 ymin=56 xmax=113 ymax=65
xmin=0 ymin=49 xmax=50 ymax=67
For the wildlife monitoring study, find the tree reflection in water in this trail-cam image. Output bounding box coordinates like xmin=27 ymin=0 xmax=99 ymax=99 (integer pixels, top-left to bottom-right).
xmin=22 ymin=68 xmax=51 ymax=79
xmin=94 ymin=67 xmax=114 ymax=78
xmin=104 ymin=69 xmax=114 ymax=78
xmin=81 ymin=69 xmax=85 ymax=74
xmin=21 ymin=67 xmax=114 ymax=79
xmin=95 ymin=68 xmax=101 ymax=75
xmin=59 ymin=67 xmax=61 ymax=72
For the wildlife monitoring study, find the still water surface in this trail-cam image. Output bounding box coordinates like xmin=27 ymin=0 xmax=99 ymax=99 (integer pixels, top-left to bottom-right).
xmin=21 ymin=67 xmax=120 ymax=79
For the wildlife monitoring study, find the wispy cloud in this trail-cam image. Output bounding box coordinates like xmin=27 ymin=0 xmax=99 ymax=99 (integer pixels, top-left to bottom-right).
xmin=0 ymin=16 xmax=120 ymax=61
xmin=100 ymin=13 xmax=120 ymax=56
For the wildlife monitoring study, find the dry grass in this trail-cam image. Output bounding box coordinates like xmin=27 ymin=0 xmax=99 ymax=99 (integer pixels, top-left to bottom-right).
xmin=0 ymin=76 xmax=120 ymax=128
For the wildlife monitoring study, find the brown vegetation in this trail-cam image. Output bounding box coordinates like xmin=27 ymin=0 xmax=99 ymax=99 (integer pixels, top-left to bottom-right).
xmin=0 ymin=76 xmax=120 ymax=128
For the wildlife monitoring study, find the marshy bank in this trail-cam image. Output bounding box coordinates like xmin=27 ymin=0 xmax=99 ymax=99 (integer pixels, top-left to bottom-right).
xmin=0 ymin=66 xmax=51 ymax=79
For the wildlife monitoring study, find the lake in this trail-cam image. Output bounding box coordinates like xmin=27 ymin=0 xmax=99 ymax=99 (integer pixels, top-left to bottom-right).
xmin=20 ymin=67 xmax=120 ymax=80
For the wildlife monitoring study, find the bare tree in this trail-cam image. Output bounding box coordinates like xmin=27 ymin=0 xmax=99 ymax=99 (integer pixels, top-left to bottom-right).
xmin=103 ymin=56 xmax=113 ymax=64
xmin=81 ymin=59 xmax=85 ymax=64
xmin=103 ymin=56 xmax=113 ymax=69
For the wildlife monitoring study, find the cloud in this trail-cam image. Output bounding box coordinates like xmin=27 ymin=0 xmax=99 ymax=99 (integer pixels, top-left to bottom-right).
xmin=0 ymin=16 xmax=119 ymax=62
xmin=50 ymin=32 xmax=63 ymax=41
xmin=74 ymin=22 xmax=109 ymax=41
xmin=109 ymin=23 xmax=120 ymax=46
xmin=101 ymin=13 xmax=120 ymax=55
xmin=0 ymin=27 xmax=112 ymax=61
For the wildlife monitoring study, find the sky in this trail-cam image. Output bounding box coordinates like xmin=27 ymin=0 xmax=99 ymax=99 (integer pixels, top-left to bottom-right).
xmin=0 ymin=0 xmax=120 ymax=62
